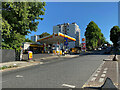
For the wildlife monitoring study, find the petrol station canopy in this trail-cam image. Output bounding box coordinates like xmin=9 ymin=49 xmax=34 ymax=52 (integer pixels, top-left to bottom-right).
xmin=37 ymin=32 xmax=76 ymax=45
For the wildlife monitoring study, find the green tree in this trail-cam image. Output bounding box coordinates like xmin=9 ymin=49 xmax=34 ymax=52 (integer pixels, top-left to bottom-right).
xmin=39 ymin=32 xmax=50 ymax=38
xmin=2 ymin=2 xmax=46 ymax=50
xmin=110 ymin=26 xmax=120 ymax=47
xmin=85 ymin=21 xmax=106 ymax=50
xmin=100 ymin=34 xmax=106 ymax=46
xmin=25 ymin=38 xmax=33 ymax=42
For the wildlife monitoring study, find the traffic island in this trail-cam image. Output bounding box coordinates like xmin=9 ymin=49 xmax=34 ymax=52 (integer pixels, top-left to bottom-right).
xmin=82 ymin=58 xmax=119 ymax=89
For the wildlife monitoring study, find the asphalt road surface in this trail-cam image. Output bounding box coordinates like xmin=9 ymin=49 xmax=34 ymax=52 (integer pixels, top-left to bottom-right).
xmin=2 ymin=54 xmax=109 ymax=88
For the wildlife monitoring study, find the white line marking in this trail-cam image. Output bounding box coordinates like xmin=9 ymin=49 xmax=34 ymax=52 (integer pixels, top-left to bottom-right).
xmin=102 ymin=61 xmax=105 ymax=65
xmin=116 ymin=55 xmax=118 ymax=60
xmin=16 ymin=75 xmax=23 ymax=78
xmin=96 ymin=71 xmax=100 ymax=73
xmin=101 ymin=74 xmax=106 ymax=77
xmin=104 ymin=68 xmax=108 ymax=71
xmin=62 ymin=84 xmax=76 ymax=88
xmin=99 ymin=78 xmax=104 ymax=82
xmin=103 ymin=71 xmax=107 ymax=74
xmin=90 ymin=77 xmax=96 ymax=81
xmin=103 ymin=59 xmax=112 ymax=61
xmin=98 ymin=68 xmax=101 ymax=71
xmin=82 ymin=61 xmax=105 ymax=88
xmin=94 ymin=74 xmax=98 ymax=77
xmin=40 ymin=62 xmax=44 ymax=64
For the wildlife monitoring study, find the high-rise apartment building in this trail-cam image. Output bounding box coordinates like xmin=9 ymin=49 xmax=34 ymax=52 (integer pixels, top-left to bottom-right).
xmin=31 ymin=35 xmax=40 ymax=42
xmin=53 ymin=23 xmax=80 ymax=49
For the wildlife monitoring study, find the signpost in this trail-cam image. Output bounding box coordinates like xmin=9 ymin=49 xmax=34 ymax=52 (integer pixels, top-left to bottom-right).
xmin=81 ymin=38 xmax=86 ymax=52
xmin=64 ymin=37 xmax=68 ymax=46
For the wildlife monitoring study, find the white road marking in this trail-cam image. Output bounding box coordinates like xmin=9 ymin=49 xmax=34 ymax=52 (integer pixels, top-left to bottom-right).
xmin=90 ymin=77 xmax=96 ymax=81
xmin=103 ymin=59 xmax=112 ymax=61
xmin=98 ymin=68 xmax=101 ymax=71
xmin=104 ymin=68 xmax=108 ymax=71
xmin=99 ymin=78 xmax=104 ymax=82
xmin=116 ymin=55 xmax=118 ymax=60
xmin=94 ymin=74 xmax=98 ymax=77
xmin=40 ymin=62 xmax=44 ymax=64
xmin=103 ymin=71 xmax=107 ymax=74
xmin=62 ymin=84 xmax=76 ymax=88
xmin=96 ymin=71 xmax=100 ymax=73
xmin=101 ymin=74 xmax=106 ymax=77
xmin=16 ymin=75 xmax=23 ymax=78
xmin=82 ymin=61 xmax=105 ymax=88
xmin=102 ymin=61 xmax=105 ymax=65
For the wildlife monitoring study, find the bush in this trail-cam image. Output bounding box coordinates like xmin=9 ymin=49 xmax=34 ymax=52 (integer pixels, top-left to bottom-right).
xmin=2 ymin=65 xmax=8 ymax=69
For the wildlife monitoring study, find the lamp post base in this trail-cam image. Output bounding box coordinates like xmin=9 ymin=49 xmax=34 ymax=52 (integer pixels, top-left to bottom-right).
xmin=113 ymin=55 xmax=118 ymax=61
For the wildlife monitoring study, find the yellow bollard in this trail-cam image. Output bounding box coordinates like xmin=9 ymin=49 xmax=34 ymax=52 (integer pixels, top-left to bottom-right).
xmin=53 ymin=50 xmax=55 ymax=54
xmin=28 ymin=51 xmax=33 ymax=60
xmin=60 ymin=50 xmax=62 ymax=55
xmin=56 ymin=50 xmax=59 ymax=54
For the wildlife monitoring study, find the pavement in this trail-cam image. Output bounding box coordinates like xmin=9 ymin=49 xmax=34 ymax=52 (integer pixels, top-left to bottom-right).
xmin=0 ymin=51 xmax=93 ymax=72
xmin=0 ymin=54 xmax=81 ymax=72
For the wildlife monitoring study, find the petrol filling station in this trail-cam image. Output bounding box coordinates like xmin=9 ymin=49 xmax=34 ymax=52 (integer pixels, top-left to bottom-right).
xmin=37 ymin=32 xmax=76 ymax=54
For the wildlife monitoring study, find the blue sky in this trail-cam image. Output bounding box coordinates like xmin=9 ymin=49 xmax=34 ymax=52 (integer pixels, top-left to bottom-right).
xmin=26 ymin=2 xmax=118 ymax=44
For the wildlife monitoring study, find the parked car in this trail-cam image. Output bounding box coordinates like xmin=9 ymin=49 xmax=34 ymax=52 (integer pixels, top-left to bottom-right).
xmin=104 ymin=47 xmax=112 ymax=54
xmin=98 ymin=48 xmax=102 ymax=51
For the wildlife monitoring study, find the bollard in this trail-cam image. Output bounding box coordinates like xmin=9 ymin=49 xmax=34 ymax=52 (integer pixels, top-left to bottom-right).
xmin=101 ymin=77 xmax=117 ymax=89
xmin=113 ymin=54 xmax=118 ymax=61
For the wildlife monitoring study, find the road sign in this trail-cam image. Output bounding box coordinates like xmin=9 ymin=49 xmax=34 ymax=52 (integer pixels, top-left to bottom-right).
xmin=82 ymin=38 xmax=85 ymax=41
xmin=64 ymin=37 xmax=68 ymax=46
xmin=81 ymin=43 xmax=86 ymax=51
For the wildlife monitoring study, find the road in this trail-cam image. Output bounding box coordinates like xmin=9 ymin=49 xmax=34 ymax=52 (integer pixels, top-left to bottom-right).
xmin=2 ymin=54 xmax=109 ymax=88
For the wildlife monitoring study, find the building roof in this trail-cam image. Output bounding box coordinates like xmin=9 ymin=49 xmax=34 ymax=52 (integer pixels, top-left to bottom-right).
xmin=37 ymin=32 xmax=76 ymax=44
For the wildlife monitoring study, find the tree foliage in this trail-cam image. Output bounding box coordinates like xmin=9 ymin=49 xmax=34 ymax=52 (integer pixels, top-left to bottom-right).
xmin=85 ymin=21 xmax=106 ymax=50
xmin=110 ymin=26 xmax=120 ymax=47
xmin=25 ymin=38 xmax=33 ymax=42
xmin=2 ymin=2 xmax=46 ymax=50
xmin=39 ymin=32 xmax=50 ymax=38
